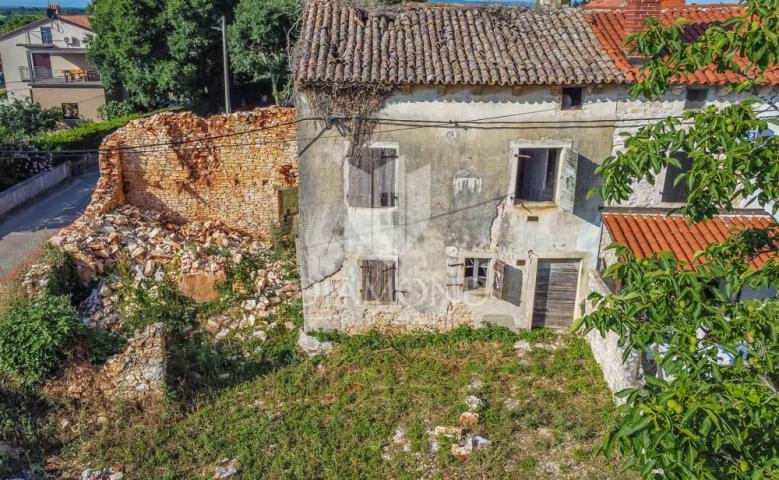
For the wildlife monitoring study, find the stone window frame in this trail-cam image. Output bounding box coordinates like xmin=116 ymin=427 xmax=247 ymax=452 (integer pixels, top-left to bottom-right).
xmin=507 ymin=139 xmax=575 ymax=210
xmin=343 ymin=141 xmax=401 ymax=211
xmin=519 ymin=252 xmax=587 ymax=330
xmin=457 ymin=250 xmax=496 ymax=297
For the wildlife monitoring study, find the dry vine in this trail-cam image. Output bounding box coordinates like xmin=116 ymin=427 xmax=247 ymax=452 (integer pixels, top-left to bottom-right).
xmin=299 ymin=83 xmax=393 ymax=163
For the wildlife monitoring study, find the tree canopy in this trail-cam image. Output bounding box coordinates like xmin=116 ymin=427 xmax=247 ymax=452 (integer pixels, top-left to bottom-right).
xmin=580 ymin=1 xmax=779 ymax=478
xmin=87 ymin=0 xmax=238 ymax=110
xmin=226 ymin=0 xmax=301 ymax=105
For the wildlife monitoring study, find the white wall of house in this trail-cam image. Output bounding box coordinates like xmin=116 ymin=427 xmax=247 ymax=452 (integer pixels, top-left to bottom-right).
xmin=298 ymin=82 xmax=772 ymax=332
xmin=0 ymin=18 xmax=93 ymax=102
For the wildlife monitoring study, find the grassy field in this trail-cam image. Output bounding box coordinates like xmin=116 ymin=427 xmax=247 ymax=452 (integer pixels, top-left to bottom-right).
xmin=51 ymin=305 xmax=628 ymax=480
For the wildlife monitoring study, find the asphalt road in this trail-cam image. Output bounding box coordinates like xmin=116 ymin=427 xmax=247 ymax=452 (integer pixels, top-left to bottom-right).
xmin=0 ymin=169 xmax=99 ymax=276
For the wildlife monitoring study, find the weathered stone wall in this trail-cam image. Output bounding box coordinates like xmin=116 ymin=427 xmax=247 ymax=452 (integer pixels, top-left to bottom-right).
xmin=87 ymin=106 xmax=297 ymax=239
xmin=582 ymin=271 xmax=642 ymax=399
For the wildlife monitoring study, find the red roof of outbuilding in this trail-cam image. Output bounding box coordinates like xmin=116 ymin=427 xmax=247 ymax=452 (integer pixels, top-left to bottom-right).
xmin=603 ymin=213 xmax=776 ymax=268
xmin=586 ymin=6 xmax=779 ymax=85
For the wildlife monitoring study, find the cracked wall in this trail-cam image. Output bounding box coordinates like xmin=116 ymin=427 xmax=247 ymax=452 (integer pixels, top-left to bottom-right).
xmin=297 ymin=85 xmax=616 ymax=332
xmin=87 ymin=106 xmax=298 ymax=239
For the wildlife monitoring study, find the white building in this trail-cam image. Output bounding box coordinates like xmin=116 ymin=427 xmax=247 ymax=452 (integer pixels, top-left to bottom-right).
xmin=0 ymin=5 xmax=109 ymax=120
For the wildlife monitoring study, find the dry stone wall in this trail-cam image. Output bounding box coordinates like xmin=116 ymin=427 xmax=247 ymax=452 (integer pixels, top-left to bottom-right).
xmin=87 ymin=106 xmax=297 ymax=239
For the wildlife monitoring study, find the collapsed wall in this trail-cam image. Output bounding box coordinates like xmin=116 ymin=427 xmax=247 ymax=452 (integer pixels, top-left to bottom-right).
xmin=86 ymin=106 xmax=298 ymax=239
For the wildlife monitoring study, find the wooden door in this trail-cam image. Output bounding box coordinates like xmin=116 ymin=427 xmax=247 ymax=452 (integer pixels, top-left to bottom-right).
xmin=531 ymin=259 xmax=580 ymax=329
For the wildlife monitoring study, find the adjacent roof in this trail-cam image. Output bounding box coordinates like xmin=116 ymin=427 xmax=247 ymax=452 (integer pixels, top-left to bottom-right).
xmin=586 ymin=5 xmax=779 ymax=85
xmin=603 ymin=213 xmax=776 ymax=268
xmin=0 ymin=15 xmax=92 ymax=42
xmin=294 ymin=1 xmax=626 ymax=87
xmin=61 ymin=15 xmax=92 ymax=31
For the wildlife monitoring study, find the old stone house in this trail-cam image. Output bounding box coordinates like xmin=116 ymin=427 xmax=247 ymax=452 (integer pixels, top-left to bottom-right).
xmin=293 ymin=0 xmax=777 ymax=333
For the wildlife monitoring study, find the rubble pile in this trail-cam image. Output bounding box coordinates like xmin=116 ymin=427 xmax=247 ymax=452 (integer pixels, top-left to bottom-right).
xmin=34 ymin=204 xmax=297 ymax=333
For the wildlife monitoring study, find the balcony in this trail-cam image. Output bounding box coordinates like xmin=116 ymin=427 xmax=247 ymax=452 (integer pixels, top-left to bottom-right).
xmin=20 ymin=66 xmax=100 ymax=84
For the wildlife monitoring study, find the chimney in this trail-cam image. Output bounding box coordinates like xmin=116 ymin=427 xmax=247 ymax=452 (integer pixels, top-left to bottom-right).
xmin=624 ymin=0 xmax=662 ymax=37
xmin=47 ymin=3 xmax=61 ymax=19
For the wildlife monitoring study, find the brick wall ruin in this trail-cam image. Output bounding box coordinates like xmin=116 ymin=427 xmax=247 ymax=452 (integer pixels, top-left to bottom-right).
xmin=87 ymin=106 xmax=298 ymax=239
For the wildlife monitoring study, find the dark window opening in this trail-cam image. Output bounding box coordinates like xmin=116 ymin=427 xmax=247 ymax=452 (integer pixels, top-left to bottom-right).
xmin=348 ymin=147 xmax=397 ymax=208
xmin=662 ymin=152 xmax=693 ymax=202
xmin=360 ymin=259 xmax=396 ymax=303
xmin=464 ymin=258 xmax=490 ymax=291
xmin=686 ymin=88 xmax=708 ymax=109
xmin=561 ymin=87 xmax=583 ymax=110
xmin=62 ymin=103 xmax=79 ymax=119
xmin=40 ymin=27 xmax=53 ymax=45
xmin=515 ymin=148 xmax=560 ymax=203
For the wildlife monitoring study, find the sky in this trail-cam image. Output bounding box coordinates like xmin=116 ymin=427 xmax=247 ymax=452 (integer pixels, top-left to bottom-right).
xmin=0 ymin=0 xmax=732 ymax=8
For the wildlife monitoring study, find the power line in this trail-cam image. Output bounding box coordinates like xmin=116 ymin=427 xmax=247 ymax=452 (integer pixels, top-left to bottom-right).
xmin=0 ymin=106 xmax=775 ymax=158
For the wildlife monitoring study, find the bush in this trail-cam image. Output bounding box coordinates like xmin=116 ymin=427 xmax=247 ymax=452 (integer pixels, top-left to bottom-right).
xmin=42 ymin=244 xmax=85 ymax=303
xmin=0 ymin=295 xmax=81 ymax=383
xmin=97 ymin=100 xmax=137 ymax=121
xmin=0 ymin=99 xmax=60 ymax=139
xmin=0 ymin=148 xmax=53 ymax=192
xmin=31 ymin=113 xmax=146 ymax=151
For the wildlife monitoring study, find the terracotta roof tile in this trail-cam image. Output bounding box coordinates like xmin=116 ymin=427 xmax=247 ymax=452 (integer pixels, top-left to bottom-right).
xmin=586 ymin=6 xmax=779 ymax=86
xmin=603 ymin=213 xmax=777 ymax=268
xmin=294 ymin=1 xmax=627 ymax=87
xmin=61 ymin=15 xmax=91 ymax=31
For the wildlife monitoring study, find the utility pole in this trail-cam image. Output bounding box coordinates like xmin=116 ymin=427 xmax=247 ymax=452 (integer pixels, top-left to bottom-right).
xmin=220 ymin=15 xmax=231 ymax=114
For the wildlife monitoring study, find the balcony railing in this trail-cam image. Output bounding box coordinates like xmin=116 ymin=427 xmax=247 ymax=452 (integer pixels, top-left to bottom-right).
xmin=19 ymin=66 xmax=100 ymax=83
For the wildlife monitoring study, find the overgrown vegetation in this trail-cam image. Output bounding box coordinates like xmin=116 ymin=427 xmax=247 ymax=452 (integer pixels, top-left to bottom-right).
xmin=0 ymin=99 xmax=61 ymax=142
xmin=59 ymin=318 xmax=628 ymax=479
xmin=97 ymin=100 xmax=138 ymax=121
xmin=580 ymin=0 xmax=779 ymax=478
xmin=0 ymin=295 xmax=80 ymax=383
xmin=31 ymin=112 xmax=149 ymax=151
xmin=41 ymin=244 xmax=87 ymax=304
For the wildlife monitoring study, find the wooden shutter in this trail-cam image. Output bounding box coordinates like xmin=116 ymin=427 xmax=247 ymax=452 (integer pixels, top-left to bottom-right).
xmin=557 ymin=148 xmax=578 ymax=213
xmin=373 ymin=148 xmax=397 ymax=208
xmin=360 ymin=259 xmax=396 ymax=303
xmin=492 ymin=260 xmax=506 ymax=299
xmin=360 ymin=259 xmax=375 ymax=301
xmin=503 ymin=265 xmax=523 ymax=307
xmin=493 ymin=261 xmax=523 ymax=307
xmin=349 ymin=148 xmax=373 ymax=207
xmin=380 ymin=260 xmax=396 ymax=302
xmin=532 ymin=259 xmax=579 ymax=329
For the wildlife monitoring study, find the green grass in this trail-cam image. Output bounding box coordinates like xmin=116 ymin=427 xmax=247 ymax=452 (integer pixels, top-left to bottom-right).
xmin=56 ymin=307 xmax=629 ymax=479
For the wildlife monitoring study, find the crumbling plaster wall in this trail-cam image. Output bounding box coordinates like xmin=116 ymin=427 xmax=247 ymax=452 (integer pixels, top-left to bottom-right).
xmin=611 ymin=86 xmax=759 ymax=209
xmin=297 ymin=84 xmax=618 ymax=332
xmin=87 ymin=106 xmax=298 ymax=239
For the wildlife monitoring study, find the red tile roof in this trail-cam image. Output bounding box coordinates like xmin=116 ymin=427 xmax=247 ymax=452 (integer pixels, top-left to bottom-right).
xmin=603 ymin=213 xmax=776 ymax=268
xmin=61 ymin=15 xmax=92 ymax=31
xmin=586 ymin=6 xmax=779 ymax=85
xmin=294 ymin=1 xmax=627 ymax=87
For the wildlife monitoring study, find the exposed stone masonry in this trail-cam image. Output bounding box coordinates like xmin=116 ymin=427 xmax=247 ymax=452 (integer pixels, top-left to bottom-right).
xmin=86 ymin=106 xmax=298 ymax=239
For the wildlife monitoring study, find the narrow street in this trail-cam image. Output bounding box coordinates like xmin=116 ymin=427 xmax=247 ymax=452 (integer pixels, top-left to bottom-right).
xmin=0 ymin=169 xmax=99 ymax=276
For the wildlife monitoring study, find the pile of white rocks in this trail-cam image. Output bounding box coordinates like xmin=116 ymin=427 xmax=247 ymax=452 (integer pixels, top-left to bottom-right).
xmin=30 ymin=204 xmax=297 ymax=333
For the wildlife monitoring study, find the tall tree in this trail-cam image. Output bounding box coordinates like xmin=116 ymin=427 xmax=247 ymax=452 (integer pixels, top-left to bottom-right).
xmin=226 ymin=0 xmax=301 ymax=105
xmin=87 ymin=0 xmax=237 ymax=110
xmin=579 ymin=1 xmax=779 ymax=479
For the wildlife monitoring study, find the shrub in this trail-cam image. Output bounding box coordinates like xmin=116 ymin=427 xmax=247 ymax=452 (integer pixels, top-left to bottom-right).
xmin=0 ymin=99 xmax=60 ymax=139
xmin=42 ymin=244 xmax=85 ymax=303
xmin=31 ymin=113 xmax=146 ymax=151
xmin=0 ymin=295 xmax=81 ymax=383
xmin=0 ymin=148 xmax=53 ymax=192
xmin=97 ymin=100 xmax=137 ymax=121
